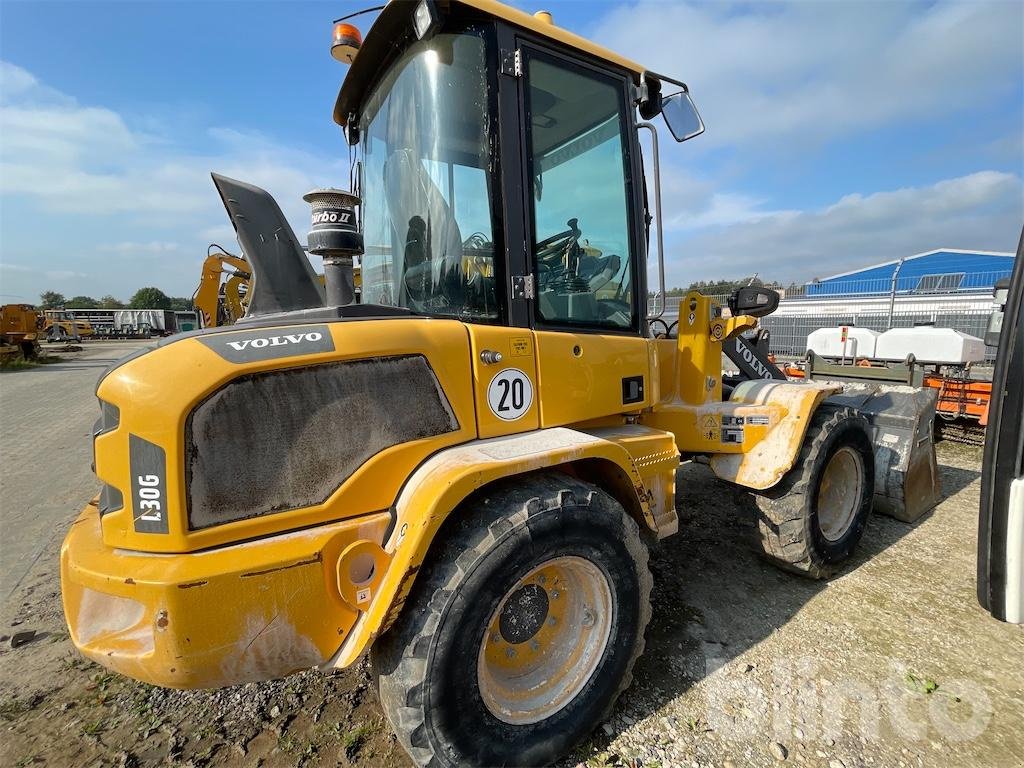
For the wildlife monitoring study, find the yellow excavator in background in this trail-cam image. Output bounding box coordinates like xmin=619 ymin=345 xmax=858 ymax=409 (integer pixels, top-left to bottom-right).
xmin=193 ymin=247 xmax=251 ymax=328
xmin=194 ymin=245 xmax=361 ymax=327
xmin=61 ymin=3 xmax=941 ymax=766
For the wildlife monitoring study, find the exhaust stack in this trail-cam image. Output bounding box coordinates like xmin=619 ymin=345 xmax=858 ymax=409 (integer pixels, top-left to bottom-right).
xmin=304 ymin=188 xmax=362 ymax=306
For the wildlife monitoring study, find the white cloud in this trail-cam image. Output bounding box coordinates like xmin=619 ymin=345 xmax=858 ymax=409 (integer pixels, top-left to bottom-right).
xmin=98 ymin=241 xmax=183 ymax=254
xmin=0 ymin=60 xmax=345 ymax=300
xmin=592 ymin=1 xmax=1023 ymax=148
xmin=44 ymin=269 xmax=87 ymax=280
xmin=0 ymin=61 xmax=342 ymax=218
xmin=662 ymin=171 xmax=1023 ymax=287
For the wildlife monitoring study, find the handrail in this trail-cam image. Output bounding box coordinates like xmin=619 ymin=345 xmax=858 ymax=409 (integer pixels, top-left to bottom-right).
xmin=638 ymin=121 xmax=665 ymax=320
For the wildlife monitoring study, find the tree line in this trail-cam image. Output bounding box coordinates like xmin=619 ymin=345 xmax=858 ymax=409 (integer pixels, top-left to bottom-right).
xmin=38 ymin=288 xmax=193 ymax=312
xmin=661 ymin=276 xmax=806 ymax=297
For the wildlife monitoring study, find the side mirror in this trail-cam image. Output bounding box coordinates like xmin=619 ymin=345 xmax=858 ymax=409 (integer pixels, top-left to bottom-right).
xmin=728 ymin=286 xmax=779 ymax=318
xmin=662 ymin=91 xmax=705 ymax=143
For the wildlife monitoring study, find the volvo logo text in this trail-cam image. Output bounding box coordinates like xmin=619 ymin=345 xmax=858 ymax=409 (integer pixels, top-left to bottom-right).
xmin=226 ymin=332 xmax=323 ymax=351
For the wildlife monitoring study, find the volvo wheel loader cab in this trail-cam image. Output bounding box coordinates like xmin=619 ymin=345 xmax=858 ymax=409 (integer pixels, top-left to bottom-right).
xmin=60 ymin=3 xmax=939 ymax=766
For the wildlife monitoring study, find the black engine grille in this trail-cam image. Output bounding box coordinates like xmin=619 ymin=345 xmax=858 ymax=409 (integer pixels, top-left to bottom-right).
xmin=185 ymin=355 xmax=458 ymax=529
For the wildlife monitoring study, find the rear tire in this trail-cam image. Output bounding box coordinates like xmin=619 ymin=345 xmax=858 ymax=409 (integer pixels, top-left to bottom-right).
xmin=754 ymin=405 xmax=874 ymax=579
xmin=372 ymin=473 xmax=652 ymax=767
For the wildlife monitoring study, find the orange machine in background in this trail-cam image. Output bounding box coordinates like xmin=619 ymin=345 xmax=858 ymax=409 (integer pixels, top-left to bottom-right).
xmin=0 ymin=304 xmax=41 ymax=360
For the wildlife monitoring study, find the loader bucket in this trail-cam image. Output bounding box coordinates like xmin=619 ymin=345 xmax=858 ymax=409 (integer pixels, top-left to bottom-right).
xmin=823 ymin=384 xmax=941 ymax=523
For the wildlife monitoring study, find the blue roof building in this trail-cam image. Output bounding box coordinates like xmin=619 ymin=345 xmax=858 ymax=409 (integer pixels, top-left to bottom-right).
xmin=805 ymin=249 xmax=1015 ymax=296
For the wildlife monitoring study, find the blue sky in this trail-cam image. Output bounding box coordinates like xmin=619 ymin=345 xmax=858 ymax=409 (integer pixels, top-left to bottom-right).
xmin=1 ymin=0 xmax=1021 ymax=303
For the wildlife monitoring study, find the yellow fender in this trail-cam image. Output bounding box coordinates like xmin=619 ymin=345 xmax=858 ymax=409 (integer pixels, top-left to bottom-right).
xmin=709 ymin=379 xmax=841 ymax=489
xmin=325 ymin=426 xmax=676 ymax=669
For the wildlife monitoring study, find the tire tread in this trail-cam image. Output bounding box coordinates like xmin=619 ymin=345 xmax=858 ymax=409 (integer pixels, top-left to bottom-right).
xmin=373 ymin=472 xmax=652 ymax=767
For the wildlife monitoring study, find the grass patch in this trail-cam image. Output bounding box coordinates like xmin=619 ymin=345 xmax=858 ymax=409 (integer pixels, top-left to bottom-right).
xmin=81 ymin=719 xmax=106 ymax=737
xmin=0 ymin=354 xmax=60 ymax=371
xmin=0 ymin=358 xmax=39 ymax=371
xmin=0 ymin=698 xmax=29 ymax=721
xmin=341 ymin=724 xmax=373 ymax=759
xmin=278 ymin=732 xmax=316 ymax=759
xmin=905 ymin=672 xmax=939 ymax=695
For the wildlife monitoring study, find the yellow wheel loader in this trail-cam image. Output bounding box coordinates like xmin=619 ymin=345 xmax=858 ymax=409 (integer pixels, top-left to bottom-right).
xmin=60 ymin=2 xmax=940 ymax=765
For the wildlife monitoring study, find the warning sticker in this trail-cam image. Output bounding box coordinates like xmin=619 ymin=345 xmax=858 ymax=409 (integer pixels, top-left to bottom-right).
xmin=747 ymin=415 xmax=770 ymax=426
xmin=721 ymin=428 xmax=744 ymax=444
xmin=701 ymin=413 xmax=719 ymax=441
xmin=510 ymin=336 xmax=532 ymax=357
xmin=722 ymin=415 xmax=745 ymax=426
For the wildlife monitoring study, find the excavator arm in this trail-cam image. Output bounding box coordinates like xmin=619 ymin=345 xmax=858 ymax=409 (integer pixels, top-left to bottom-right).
xmin=193 ymin=250 xmax=251 ymax=328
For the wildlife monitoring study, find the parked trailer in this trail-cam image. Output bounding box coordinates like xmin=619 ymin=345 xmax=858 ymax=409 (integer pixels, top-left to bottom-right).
xmin=54 ymin=308 xmax=194 ymax=338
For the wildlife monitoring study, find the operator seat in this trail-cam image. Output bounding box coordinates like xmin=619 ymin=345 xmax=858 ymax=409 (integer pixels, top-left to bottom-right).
xmin=383 ymin=149 xmax=464 ymax=307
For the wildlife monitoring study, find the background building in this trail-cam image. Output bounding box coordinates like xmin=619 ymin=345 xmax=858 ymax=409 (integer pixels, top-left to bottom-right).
xmin=805 ymin=249 xmax=1014 ymax=296
xmin=764 ymin=248 xmax=1015 ymax=358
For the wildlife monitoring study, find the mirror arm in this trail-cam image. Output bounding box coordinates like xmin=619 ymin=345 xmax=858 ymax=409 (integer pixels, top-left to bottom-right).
xmin=638 ymin=121 xmax=666 ymax=321
xmin=644 ymin=71 xmax=690 ymax=94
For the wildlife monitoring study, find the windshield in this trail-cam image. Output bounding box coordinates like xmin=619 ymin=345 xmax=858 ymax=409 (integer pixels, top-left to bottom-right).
xmin=358 ymin=28 xmax=500 ymax=320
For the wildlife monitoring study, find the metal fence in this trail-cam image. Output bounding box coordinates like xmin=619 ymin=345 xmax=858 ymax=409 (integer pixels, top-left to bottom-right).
xmin=649 ymin=269 xmax=1010 ymax=362
xmin=760 ymin=309 xmax=996 ymax=360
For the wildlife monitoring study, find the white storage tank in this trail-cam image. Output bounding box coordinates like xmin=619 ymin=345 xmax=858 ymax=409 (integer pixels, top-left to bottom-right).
xmin=807 ymin=326 xmax=879 ymax=358
xmin=875 ymin=326 xmax=985 ymax=364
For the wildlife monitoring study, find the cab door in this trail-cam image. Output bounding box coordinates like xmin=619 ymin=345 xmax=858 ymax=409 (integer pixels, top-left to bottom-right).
xmin=978 ymin=230 xmax=1024 ymax=624
xmin=516 ymin=42 xmax=653 ymax=427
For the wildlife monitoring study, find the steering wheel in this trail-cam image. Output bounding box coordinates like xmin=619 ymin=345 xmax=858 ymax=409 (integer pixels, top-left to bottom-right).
xmin=535 ymin=218 xmax=582 ymax=269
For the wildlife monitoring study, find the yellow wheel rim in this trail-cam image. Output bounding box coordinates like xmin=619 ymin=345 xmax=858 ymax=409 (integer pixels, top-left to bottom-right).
xmin=477 ymin=556 xmax=613 ymax=725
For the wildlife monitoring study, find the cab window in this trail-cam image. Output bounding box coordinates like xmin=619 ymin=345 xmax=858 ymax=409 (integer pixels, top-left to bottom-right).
xmin=525 ymin=53 xmax=636 ymax=330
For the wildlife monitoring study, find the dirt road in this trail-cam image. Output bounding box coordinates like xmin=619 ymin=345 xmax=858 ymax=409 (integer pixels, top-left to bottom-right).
xmin=0 ymin=350 xmax=1020 ymax=767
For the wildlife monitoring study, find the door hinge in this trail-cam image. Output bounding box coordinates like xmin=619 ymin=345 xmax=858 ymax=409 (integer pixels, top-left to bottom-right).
xmin=501 ymin=48 xmax=522 ymax=77
xmin=513 ymin=274 xmax=535 ymax=300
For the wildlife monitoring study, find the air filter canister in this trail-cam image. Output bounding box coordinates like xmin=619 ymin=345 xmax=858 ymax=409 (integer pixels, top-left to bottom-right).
xmin=303 ymin=188 xmax=363 ymax=306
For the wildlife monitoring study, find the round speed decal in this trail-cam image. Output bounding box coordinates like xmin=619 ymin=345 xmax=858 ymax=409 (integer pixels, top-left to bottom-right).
xmin=487 ymin=368 xmax=534 ymax=421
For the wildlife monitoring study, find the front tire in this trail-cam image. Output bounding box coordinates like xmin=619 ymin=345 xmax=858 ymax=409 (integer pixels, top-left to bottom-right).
xmin=372 ymin=473 xmax=652 ymax=767
xmin=754 ymin=405 xmax=874 ymax=579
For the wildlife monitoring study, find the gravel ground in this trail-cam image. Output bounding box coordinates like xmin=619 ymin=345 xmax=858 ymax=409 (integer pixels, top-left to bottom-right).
xmin=0 ymin=340 xmax=153 ymax=598
xmin=0 ymin=354 xmax=1020 ymax=767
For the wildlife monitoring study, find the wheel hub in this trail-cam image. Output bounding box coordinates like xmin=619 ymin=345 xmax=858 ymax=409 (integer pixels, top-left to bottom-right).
xmin=477 ymin=556 xmax=613 ymax=725
xmin=498 ymin=583 xmax=549 ymax=644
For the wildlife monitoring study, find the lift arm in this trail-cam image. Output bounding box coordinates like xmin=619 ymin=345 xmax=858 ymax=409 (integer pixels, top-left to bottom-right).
xmin=194 ymin=251 xmax=251 ymax=328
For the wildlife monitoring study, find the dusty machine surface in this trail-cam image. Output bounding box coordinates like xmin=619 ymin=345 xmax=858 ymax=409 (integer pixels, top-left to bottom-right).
xmin=59 ymin=2 xmax=941 ymax=765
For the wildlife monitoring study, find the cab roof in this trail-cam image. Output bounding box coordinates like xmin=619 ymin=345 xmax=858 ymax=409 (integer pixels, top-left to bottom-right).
xmin=333 ymin=0 xmax=646 ymax=127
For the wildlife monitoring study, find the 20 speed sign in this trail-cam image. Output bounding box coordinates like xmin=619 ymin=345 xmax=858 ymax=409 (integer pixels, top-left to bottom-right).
xmin=486 ymin=368 xmax=533 ymax=421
